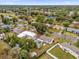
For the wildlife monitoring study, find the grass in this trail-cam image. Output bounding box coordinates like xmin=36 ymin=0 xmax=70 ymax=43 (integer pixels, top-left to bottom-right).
xmin=38 ymin=53 xmax=53 ymax=59
xmin=39 ymin=56 xmax=47 ymax=59
xmin=64 ymin=31 xmax=78 ymax=37
xmin=74 ymin=40 xmax=79 ymax=48
xmin=5 ymin=32 xmax=15 ymax=37
xmin=49 ymin=46 xmax=76 ymax=59
xmin=38 ymin=54 xmax=49 ymax=59
xmin=58 ymin=38 xmax=72 ymax=43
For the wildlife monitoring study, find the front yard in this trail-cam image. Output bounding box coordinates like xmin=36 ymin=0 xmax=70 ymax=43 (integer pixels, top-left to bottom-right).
xmin=58 ymin=38 xmax=72 ymax=43
xmin=64 ymin=31 xmax=78 ymax=38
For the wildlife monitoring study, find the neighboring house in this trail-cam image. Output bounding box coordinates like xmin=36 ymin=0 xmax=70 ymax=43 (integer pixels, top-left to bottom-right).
xmin=1 ymin=25 xmax=11 ymax=28
xmin=53 ymin=25 xmax=65 ymax=30
xmin=47 ymin=16 xmax=56 ymax=19
xmin=16 ymin=24 xmax=28 ymax=29
xmin=68 ymin=11 xmax=74 ymax=16
xmin=18 ymin=19 xmax=25 ymax=22
xmin=46 ymin=24 xmax=54 ymax=28
xmin=4 ymin=16 xmax=12 ymax=19
xmin=38 ymin=35 xmax=54 ymax=44
xmin=1 ymin=25 xmax=11 ymax=29
xmin=13 ymin=28 xmax=23 ymax=34
xmin=17 ymin=31 xmax=54 ymax=48
xmin=70 ymin=21 xmax=79 ymax=28
xmin=17 ymin=24 xmax=25 ymax=27
xmin=17 ymin=31 xmax=36 ymax=38
xmin=67 ymin=28 xmax=79 ymax=34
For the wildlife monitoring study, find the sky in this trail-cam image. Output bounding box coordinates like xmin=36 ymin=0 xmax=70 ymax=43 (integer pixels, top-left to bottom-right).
xmin=0 ymin=0 xmax=79 ymax=5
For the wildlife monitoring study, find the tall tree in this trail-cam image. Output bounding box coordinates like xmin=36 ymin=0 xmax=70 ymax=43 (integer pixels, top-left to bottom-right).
xmin=32 ymin=22 xmax=47 ymax=34
xmin=36 ymin=15 xmax=46 ymax=23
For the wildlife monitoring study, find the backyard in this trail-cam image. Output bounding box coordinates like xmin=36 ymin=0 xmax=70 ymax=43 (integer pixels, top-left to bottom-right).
xmin=38 ymin=53 xmax=53 ymax=59
xmin=49 ymin=45 xmax=76 ymax=59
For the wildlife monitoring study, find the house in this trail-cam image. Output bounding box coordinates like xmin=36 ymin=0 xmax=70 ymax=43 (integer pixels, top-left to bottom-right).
xmin=17 ymin=31 xmax=36 ymax=38
xmin=46 ymin=24 xmax=54 ymax=28
xmin=16 ymin=23 xmax=28 ymax=28
xmin=1 ymin=25 xmax=11 ymax=29
xmin=47 ymin=16 xmax=56 ymax=19
xmin=67 ymin=28 xmax=79 ymax=34
xmin=38 ymin=35 xmax=54 ymax=44
xmin=70 ymin=21 xmax=79 ymax=28
xmin=4 ymin=16 xmax=12 ymax=19
xmin=53 ymin=25 xmax=65 ymax=30
xmin=18 ymin=19 xmax=24 ymax=22
xmin=68 ymin=11 xmax=74 ymax=16
xmin=13 ymin=28 xmax=23 ymax=34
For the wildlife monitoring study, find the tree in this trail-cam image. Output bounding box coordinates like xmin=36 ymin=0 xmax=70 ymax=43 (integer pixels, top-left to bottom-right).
xmin=63 ymin=21 xmax=70 ymax=27
xmin=2 ymin=16 xmax=13 ymax=25
xmin=36 ymin=15 xmax=45 ymax=23
xmin=32 ymin=22 xmax=47 ymax=34
xmin=12 ymin=17 xmax=18 ymax=23
xmin=21 ymin=39 xmax=36 ymax=52
xmin=46 ymin=18 xmax=54 ymax=24
xmin=75 ymin=17 xmax=79 ymax=22
xmin=19 ymin=49 xmax=29 ymax=59
xmin=5 ymin=34 xmax=36 ymax=52
xmin=5 ymin=35 xmax=18 ymax=47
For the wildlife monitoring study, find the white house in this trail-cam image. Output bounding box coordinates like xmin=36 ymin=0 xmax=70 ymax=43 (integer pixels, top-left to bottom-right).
xmin=17 ymin=31 xmax=36 ymax=38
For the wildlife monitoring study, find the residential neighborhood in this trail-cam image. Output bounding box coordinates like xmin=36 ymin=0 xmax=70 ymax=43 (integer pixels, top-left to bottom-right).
xmin=0 ymin=5 xmax=79 ymax=59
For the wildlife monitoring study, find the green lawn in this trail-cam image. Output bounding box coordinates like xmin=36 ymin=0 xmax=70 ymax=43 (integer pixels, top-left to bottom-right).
xmin=38 ymin=53 xmax=53 ymax=59
xmin=74 ymin=40 xmax=79 ymax=48
xmin=59 ymin=39 xmax=72 ymax=43
xmin=49 ymin=46 xmax=76 ymax=59
xmin=64 ymin=32 xmax=78 ymax=37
